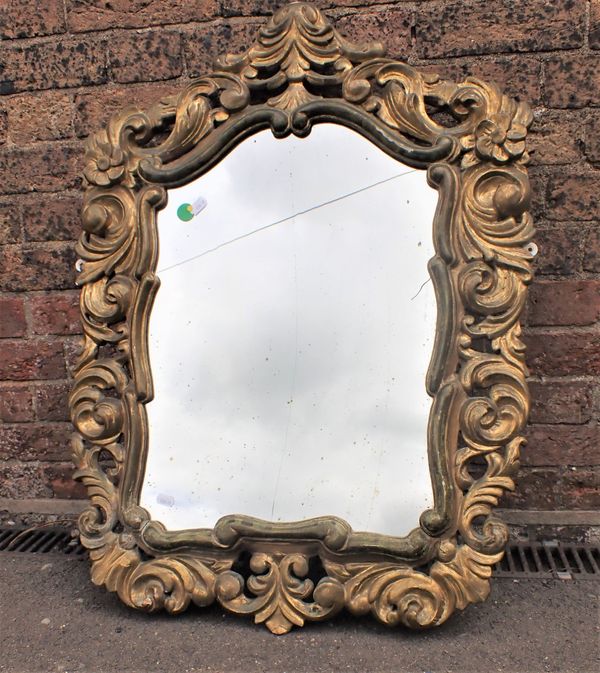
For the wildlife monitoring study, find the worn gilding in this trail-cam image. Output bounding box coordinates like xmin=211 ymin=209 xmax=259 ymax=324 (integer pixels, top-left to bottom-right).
xmin=70 ymin=2 xmax=534 ymax=634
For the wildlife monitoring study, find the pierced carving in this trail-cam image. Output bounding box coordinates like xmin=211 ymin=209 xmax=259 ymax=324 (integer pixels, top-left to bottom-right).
xmin=72 ymin=2 xmax=534 ymax=633
xmin=216 ymin=553 xmax=345 ymax=634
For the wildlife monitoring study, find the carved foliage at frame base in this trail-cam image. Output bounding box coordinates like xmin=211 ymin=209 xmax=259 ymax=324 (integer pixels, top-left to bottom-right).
xmin=70 ymin=2 xmax=533 ymax=634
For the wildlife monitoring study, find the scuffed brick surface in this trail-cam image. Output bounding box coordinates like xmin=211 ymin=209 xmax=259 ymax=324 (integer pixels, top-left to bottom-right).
xmin=525 ymin=332 xmax=600 ymax=377
xmin=532 ymin=225 xmax=584 ymax=276
xmin=0 ymin=143 xmax=83 ymax=194
xmin=547 ymin=173 xmax=600 ymax=221
xmin=0 ymin=1 xmax=598 ymax=520
xmin=0 ymin=201 xmax=22 ymax=244
xmin=184 ymin=20 xmax=263 ymax=77
xmin=0 ymin=387 xmax=34 ymax=423
xmin=0 ymin=423 xmax=71 ymax=461
xmin=21 ymin=194 xmax=81 ymax=242
xmin=0 ymin=341 xmax=66 ymax=381
xmin=34 ymin=382 xmax=70 ymax=422
xmin=414 ymin=0 xmax=585 ymax=59
xmin=528 ymin=381 xmax=593 ymax=425
xmin=592 ymin=0 xmax=600 ymax=50
xmin=0 ymin=245 xmax=77 ymax=291
xmin=74 ymin=83 xmax=179 ymax=138
xmin=583 ymin=226 xmax=600 ymax=273
xmin=0 ymin=297 xmax=27 ymax=338
xmin=5 ymin=92 xmax=75 ymax=145
xmin=66 ymin=0 xmax=220 ymax=32
xmin=333 ymin=8 xmax=412 ymax=57
xmin=0 ymin=38 xmax=108 ymax=94
xmin=108 ymin=30 xmax=184 ymax=84
xmin=525 ymin=425 xmax=600 ymax=466
xmin=0 ymin=0 xmax=66 ymax=40
xmin=529 ymin=110 xmax=583 ymax=166
xmin=544 ymin=56 xmax=600 ymax=109
xmin=30 ymin=292 xmax=80 ymax=336
xmin=584 ymin=112 xmax=600 ymax=164
xmin=527 ymin=280 xmax=600 ymax=326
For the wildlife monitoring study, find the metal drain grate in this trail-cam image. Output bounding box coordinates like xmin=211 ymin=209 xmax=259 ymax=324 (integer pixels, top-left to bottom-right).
xmin=494 ymin=541 xmax=600 ymax=580
xmin=0 ymin=526 xmax=86 ymax=557
xmin=0 ymin=527 xmax=598 ymax=579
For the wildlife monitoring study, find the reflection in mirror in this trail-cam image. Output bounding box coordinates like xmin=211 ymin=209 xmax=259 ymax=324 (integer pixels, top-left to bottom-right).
xmin=141 ymin=123 xmax=439 ymax=537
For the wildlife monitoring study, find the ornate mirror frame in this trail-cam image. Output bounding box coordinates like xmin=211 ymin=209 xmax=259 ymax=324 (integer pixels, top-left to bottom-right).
xmin=70 ymin=2 xmax=534 ymax=634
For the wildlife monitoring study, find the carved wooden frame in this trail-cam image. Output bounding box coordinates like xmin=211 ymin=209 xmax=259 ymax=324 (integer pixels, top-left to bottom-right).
xmin=70 ymin=1 xmax=534 ymax=634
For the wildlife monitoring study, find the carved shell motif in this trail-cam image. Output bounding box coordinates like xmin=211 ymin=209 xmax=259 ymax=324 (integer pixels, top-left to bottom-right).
xmin=71 ymin=2 xmax=533 ymax=634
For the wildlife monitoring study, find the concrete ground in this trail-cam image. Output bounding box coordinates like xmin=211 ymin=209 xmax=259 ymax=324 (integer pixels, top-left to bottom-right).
xmin=0 ymin=552 xmax=597 ymax=673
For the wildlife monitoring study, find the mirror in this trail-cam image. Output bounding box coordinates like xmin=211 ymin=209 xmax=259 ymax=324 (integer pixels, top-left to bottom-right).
xmin=72 ymin=1 xmax=534 ymax=634
xmin=141 ymin=124 xmax=438 ymax=537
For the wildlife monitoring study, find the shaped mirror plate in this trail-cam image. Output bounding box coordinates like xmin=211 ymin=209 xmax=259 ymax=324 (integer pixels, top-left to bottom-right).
xmin=141 ymin=123 xmax=439 ymax=537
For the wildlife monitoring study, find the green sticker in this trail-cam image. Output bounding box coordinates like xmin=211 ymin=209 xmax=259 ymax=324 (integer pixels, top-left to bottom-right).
xmin=177 ymin=203 xmax=194 ymax=222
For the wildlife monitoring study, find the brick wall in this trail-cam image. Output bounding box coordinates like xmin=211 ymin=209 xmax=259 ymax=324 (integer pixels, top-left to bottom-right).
xmin=0 ymin=1 xmax=598 ymax=524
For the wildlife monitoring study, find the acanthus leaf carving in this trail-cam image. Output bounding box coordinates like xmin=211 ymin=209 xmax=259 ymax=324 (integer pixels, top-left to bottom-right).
xmin=216 ymin=553 xmax=345 ymax=634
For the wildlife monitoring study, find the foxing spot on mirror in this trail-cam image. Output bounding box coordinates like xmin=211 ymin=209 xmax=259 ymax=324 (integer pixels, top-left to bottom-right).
xmin=141 ymin=124 xmax=438 ymax=536
xmin=72 ymin=1 xmax=534 ymax=634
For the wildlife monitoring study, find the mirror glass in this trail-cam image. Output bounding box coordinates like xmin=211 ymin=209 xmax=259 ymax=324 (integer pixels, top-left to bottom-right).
xmin=140 ymin=124 xmax=439 ymax=537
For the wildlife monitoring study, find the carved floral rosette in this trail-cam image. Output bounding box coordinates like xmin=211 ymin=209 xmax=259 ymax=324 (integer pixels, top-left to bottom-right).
xmin=70 ymin=2 xmax=534 ymax=634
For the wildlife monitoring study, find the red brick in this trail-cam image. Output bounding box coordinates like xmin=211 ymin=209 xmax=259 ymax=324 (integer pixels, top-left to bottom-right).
xmin=527 ymin=280 xmax=600 ymax=327
xmin=35 ymin=382 xmax=70 ymax=422
xmin=0 ymin=340 xmax=65 ymax=381
xmin=0 ymin=297 xmax=27 ymax=338
xmin=0 ymin=38 xmax=108 ymax=95
xmin=591 ymin=0 xmax=600 ymax=50
xmin=45 ymin=462 xmax=86 ymax=499
xmin=0 ymin=387 xmax=34 ymax=422
xmin=533 ymin=226 xmax=583 ymax=276
xmin=108 ymin=30 xmax=183 ymax=84
xmin=0 ymin=423 xmax=71 ymax=461
xmin=584 ymin=112 xmax=600 ymax=164
xmin=528 ymin=110 xmax=583 ymax=166
xmin=66 ymin=0 xmax=220 ymax=32
xmin=0 ymin=109 xmax=6 ymax=145
xmin=0 ymin=245 xmax=77 ymax=292
xmin=528 ymin=169 xmax=547 ymax=221
xmin=529 ymin=382 xmax=593 ymax=425
xmin=525 ymin=332 xmax=600 ymax=377
xmin=415 ymin=0 xmax=584 ymax=59
xmin=502 ymin=467 xmax=561 ymax=509
xmin=21 ymin=194 xmax=81 ymax=243
xmin=333 ymin=8 xmax=412 ymax=59
xmin=184 ymin=20 xmax=263 ymax=77
xmin=547 ymin=173 xmax=600 ymax=222
xmin=0 ymin=462 xmax=51 ymax=498
xmin=0 ymin=0 xmax=66 ymax=39
xmin=63 ymin=337 xmax=84 ymax=379
xmin=5 ymin=92 xmax=75 ymax=145
xmin=525 ymin=426 xmax=600 ymax=466
xmin=562 ymin=468 xmax=600 ymax=509
xmin=417 ymin=58 xmax=542 ymax=106
xmin=218 ymin=0 xmax=296 ymax=17
xmin=220 ymin=0 xmax=394 ymax=18
xmin=0 ymin=200 xmax=21 ymax=244
xmin=583 ymin=226 xmax=600 ymax=273
xmin=30 ymin=292 xmax=81 ymax=337
xmin=74 ymin=82 xmax=179 ymax=138
xmin=544 ymin=56 xmax=600 ymax=109
xmin=0 ymin=142 xmax=83 ymax=195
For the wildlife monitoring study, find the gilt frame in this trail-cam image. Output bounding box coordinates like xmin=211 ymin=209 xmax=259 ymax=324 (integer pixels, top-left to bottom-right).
xmin=70 ymin=2 xmax=534 ymax=634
